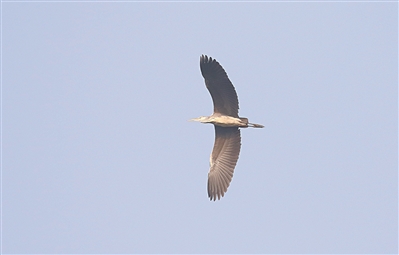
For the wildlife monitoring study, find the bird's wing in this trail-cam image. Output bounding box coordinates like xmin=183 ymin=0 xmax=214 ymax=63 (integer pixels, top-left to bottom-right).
xmin=200 ymin=55 xmax=239 ymax=118
xmin=208 ymin=126 xmax=241 ymax=201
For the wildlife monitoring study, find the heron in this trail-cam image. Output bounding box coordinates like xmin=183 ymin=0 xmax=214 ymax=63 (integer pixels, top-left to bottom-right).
xmin=191 ymin=55 xmax=264 ymax=201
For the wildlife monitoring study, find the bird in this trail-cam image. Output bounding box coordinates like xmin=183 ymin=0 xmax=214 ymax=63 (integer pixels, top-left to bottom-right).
xmin=191 ymin=55 xmax=264 ymax=201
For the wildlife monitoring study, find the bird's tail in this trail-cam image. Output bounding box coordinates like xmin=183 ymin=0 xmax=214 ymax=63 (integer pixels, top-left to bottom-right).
xmin=248 ymin=123 xmax=264 ymax=128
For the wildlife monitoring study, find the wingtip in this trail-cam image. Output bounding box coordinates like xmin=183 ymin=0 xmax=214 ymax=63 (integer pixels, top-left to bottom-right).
xmin=208 ymin=193 xmax=223 ymax=201
xmin=200 ymin=54 xmax=210 ymax=63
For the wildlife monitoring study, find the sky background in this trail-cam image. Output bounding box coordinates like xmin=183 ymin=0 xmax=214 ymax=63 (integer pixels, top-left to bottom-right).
xmin=2 ymin=1 xmax=398 ymax=254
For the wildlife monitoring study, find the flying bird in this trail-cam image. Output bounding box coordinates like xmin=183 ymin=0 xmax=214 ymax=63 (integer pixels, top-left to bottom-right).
xmin=191 ymin=55 xmax=264 ymax=201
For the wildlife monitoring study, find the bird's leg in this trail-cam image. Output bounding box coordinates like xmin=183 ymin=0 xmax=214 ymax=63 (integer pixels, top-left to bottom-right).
xmin=248 ymin=123 xmax=264 ymax=128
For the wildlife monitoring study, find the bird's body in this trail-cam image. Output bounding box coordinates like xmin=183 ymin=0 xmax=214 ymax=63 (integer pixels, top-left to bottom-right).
xmin=192 ymin=115 xmax=249 ymax=128
xmin=191 ymin=55 xmax=263 ymax=201
xmin=192 ymin=114 xmax=265 ymax=129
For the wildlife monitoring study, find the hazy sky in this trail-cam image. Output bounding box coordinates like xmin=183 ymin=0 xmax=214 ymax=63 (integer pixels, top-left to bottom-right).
xmin=2 ymin=1 xmax=397 ymax=253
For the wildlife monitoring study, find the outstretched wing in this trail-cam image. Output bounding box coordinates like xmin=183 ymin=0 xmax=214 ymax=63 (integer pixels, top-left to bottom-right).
xmin=208 ymin=126 xmax=241 ymax=201
xmin=200 ymin=55 xmax=240 ymax=118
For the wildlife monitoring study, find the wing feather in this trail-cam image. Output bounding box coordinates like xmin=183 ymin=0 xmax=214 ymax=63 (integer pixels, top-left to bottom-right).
xmin=200 ymin=55 xmax=239 ymax=118
xmin=207 ymin=126 xmax=241 ymax=201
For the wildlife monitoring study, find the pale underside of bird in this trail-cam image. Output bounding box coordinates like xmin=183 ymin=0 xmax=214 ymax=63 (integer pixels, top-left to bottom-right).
xmin=191 ymin=55 xmax=264 ymax=201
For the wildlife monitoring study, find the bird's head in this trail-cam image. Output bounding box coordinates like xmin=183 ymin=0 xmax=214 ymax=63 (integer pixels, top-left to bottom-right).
xmin=189 ymin=116 xmax=212 ymax=124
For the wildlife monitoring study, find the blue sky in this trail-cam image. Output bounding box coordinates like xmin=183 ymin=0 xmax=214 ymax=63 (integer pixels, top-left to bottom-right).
xmin=2 ymin=2 xmax=398 ymax=253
